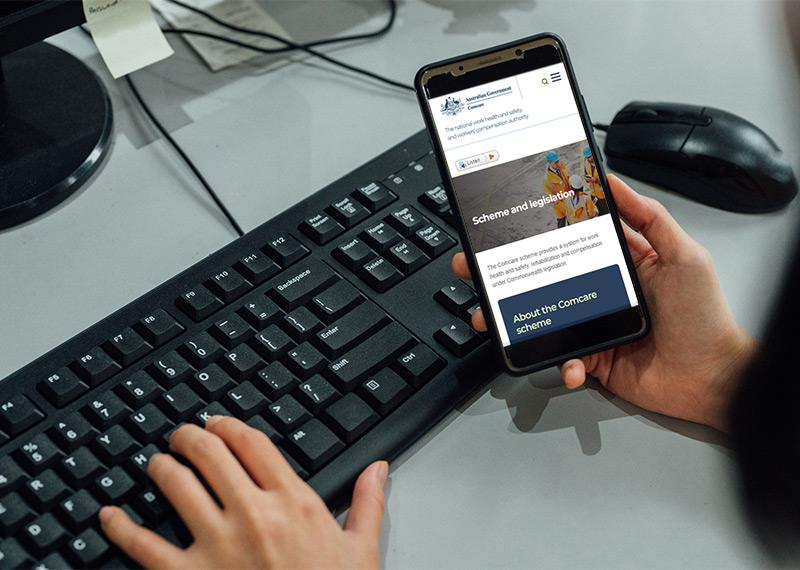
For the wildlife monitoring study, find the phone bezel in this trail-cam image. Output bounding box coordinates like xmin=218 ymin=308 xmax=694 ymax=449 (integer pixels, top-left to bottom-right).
xmin=415 ymin=33 xmax=650 ymax=375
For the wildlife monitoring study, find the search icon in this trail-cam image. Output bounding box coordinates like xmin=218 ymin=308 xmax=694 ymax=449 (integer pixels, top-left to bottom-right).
xmin=541 ymin=77 xmax=549 ymax=85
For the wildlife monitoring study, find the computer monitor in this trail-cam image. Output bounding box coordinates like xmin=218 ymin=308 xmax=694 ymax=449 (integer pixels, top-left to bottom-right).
xmin=0 ymin=0 xmax=113 ymax=230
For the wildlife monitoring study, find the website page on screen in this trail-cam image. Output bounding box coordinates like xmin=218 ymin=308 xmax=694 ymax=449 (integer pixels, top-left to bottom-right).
xmin=428 ymin=62 xmax=639 ymax=347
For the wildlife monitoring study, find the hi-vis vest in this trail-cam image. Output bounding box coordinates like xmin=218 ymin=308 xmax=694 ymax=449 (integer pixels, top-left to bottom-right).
xmin=543 ymin=164 xmax=570 ymax=220
xmin=583 ymin=158 xmax=605 ymax=200
xmin=566 ymin=192 xmax=599 ymax=225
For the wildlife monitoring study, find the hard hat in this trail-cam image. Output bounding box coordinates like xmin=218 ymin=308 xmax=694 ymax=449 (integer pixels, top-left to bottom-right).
xmin=583 ymin=146 xmax=592 ymax=157
xmin=569 ymin=174 xmax=584 ymax=190
xmin=546 ymin=150 xmax=559 ymax=162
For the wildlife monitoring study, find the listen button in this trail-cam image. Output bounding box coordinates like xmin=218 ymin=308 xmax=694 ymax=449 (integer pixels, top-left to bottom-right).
xmin=455 ymin=150 xmax=498 ymax=172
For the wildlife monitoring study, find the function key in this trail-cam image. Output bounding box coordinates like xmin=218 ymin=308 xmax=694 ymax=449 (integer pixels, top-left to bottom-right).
xmin=269 ymin=260 xmax=339 ymax=310
xmin=263 ymin=232 xmax=308 ymax=266
xmin=359 ymin=257 xmax=403 ymax=293
xmin=322 ymin=393 xmax=379 ymax=444
xmin=434 ymin=320 xmax=483 ymax=357
xmin=419 ymin=185 xmax=450 ymax=215
xmin=238 ymin=297 xmax=282 ymax=329
xmin=386 ymin=240 xmax=429 ymax=275
xmin=286 ymin=418 xmax=344 ymax=472
xmin=211 ymin=313 xmax=254 ymax=349
xmin=359 ymin=368 xmax=413 ymax=415
xmin=327 ymin=196 xmax=369 ymax=228
xmin=299 ymin=212 xmax=344 ymax=245
xmin=434 ymin=280 xmax=477 ymax=318
xmin=206 ymin=268 xmax=251 ymax=303
xmin=394 ymin=344 xmax=445 ymax=387
xmin=177 ymin=285 xmax=223 ymax=321
xmin=353 ymin=181 xmax=397 ymax=212
xmin=37 ymin=367 xmax=88 ymax=407
xmin=413 ymin=223 xmax=456 ymax=258
xmin=136 ymin=308 xmax=184 ymax=346
xmin=310 ymin=280 xmax=364 ymax=323
xmin=104 ymin=327 xmax=151 ymax=366
xmin=0 ymin=395 xmax=44 ymax=436
xmin=235 ymin=251 xmax=280 ymax=285
xmin=360 ymin=221 xmax=401 ymax=253
xmin=386 ymin=205 xmax=427 ymax=236
xmin=332 ymin=237 xmax=376 ymax=271
xmin=73 ymin=347 xmax=121 ymax=386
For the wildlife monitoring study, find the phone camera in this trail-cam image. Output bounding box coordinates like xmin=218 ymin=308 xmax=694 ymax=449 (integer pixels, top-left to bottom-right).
xmin=515 ymin=49 xmax=523 ymax=57
xmin=458 ymin=65 xmax=464 ymax=71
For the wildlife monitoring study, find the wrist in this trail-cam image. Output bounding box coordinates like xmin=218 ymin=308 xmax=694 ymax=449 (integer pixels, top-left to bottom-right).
xmin=703 ymin=328 xmax=758 ymax=432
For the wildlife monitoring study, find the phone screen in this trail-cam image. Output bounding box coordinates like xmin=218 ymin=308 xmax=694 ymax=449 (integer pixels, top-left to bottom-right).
xmin=420 ymin=40 xmax=645 ymax=366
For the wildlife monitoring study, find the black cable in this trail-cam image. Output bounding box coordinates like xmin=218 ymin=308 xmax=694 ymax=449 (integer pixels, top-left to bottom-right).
xmin=593 ymin=122 xmax=609 ymax=132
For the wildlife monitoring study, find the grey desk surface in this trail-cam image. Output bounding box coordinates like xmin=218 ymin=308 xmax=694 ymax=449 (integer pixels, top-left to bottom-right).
xmin=2 ymin=1 xmax=799 ymax=567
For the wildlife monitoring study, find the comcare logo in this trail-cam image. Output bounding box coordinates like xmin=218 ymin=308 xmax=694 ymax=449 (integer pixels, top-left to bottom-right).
xmin=440 ymin=96 xmax=464 ymax=116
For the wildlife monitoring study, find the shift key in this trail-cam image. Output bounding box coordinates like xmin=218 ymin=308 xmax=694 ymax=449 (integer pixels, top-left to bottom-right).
xmin=327 ymin=322 xmax=416 ymax=392
xmin=269 ymin=260 xmax=339 ymax=309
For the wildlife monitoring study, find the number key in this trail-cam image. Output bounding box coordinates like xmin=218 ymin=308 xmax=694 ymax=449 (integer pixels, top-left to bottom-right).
xmin=149 ymin=352 xmax=194 ymax=387
xmin=181 ymin=331 xmax=224 ymax=367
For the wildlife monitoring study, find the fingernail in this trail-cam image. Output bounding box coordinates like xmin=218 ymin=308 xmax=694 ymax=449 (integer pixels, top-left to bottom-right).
xmin=99 ymin=506 xmax=115 ymax=525
xmin=205 ymin=415 xmax=223 ymax=427
xmin=373 ymin=460 xmax=389 ymax=484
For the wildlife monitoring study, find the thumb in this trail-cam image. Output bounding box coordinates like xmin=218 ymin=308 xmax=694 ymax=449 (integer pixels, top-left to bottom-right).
xmin=344 ymin=460 xmax=388 ymax=542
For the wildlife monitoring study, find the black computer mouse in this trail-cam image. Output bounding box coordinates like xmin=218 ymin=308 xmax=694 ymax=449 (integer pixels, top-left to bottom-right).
xmin=602 ymin=101 xmax=797 ymax=213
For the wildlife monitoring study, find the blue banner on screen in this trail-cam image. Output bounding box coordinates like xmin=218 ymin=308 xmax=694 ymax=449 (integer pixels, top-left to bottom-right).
xmin=498 ymin=265 xmax=630 ymax=344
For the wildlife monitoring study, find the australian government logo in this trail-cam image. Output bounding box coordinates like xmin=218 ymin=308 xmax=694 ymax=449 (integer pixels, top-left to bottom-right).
xmin=440 ymin=96 xmax=464 ymax=116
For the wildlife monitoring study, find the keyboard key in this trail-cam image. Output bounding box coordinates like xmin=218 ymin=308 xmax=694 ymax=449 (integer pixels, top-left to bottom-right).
xmin=59 ymin=489 xmax=101 ymax=533
xmin=386 ymin=205 xmax=427 ymax=236
xmin=315 ymin=301 xmax=390 ymax=359
xmin=287 ymin=419 xmax=345 ymax=472
xmin=116 ymin=371 xmax=163 ymax=408
xmin=0 ymin=457 xmax=26 ymax=494
xmin=50 ymin=412 xmax=95 ymax=451
xmin=239 ymin=297 xmax=282 ymax=329
xmin=24 ymin=470 xmax=68 ymax=510
xmin=136 ymin=308 xmax=184 ymax=347
xmin=39 ymin=552 xmax=70 ymax=570
xmin=269 ymin=260 xmax=339 ymax=309
xmin=0 ymin=492 xmax=34 ymax=534
xmin=282 ymin=306 xmax=322 ymax=342
xmin=66 ymin=527 xmax=110 ymax=567
xmin=359 ymin=256 xmax=403 ymax=293
xmin=127 ymin=404 xmax=172 ymax=443
xmin=299 ymin=212 xmax=344 ymax=245
xmin=16 ymin=433 xmax=62 ymax=473
xmin=386 ymin=240 xmax=429 ymax=274
xmin=0 ymin=395 xmax=43 ymax=436
xmin=251 ymin=324 xmax=295 ymax=362
xmin=191 ymin=364 xmax=236 ymax=400
xmin=413 ymin=223 xmax=456 ymax=257
xmin=359 ymin=368 xmax=413 ymax=415
xmin=360 ymin=221 xmax=400 ymax=253
xmin=246 ymin=415 xmax=283 ymax=444
xmin=195 ymin=402 xmax=232 ymax=426
xmin=295 ymin=375 xmax=340 ymax=413
xmin=265 ymin=395 xmax=310 ymax=435
xmin=160 ymin=384 xmax=204 ymax=422
xmin=104 ymin=327 xmax=151 ymax=366
xmin=394 ymin=344 xmax=445 ymax=387
xmin=434 ymin=280 xmax=477 ymax=318
xmin=149 ymin=352 xmax=195 ymax=388
xmin=60 ymin=447 xmax=104 ymax=488
xmin=206 ymin=267 xmax=251 ymax=303
xmin=310 ymin=280 xmax=363 ymax=323
xmin=332 ymin=237 xmax=376 ymax=270
xmin=211 ymin=313 xmax=254 ymax=348
xmin=327 ymin=196 xmax=369 ymax=228
xmin=222 ymin=344 xmax=264 ymax=381
xmin=22 ymin=513 xmax=68 ymax=558
xmin=263 ymin=232 xmax=308 ymax=266
xmin=327 ymin=322 xmax=416 ymax=391
xmin=94 ymin=466 xmax=136 ymax=504
xmin=418 ymin=184 xmax=450 ymax=215
xmin=37 ymin=368 xmax=87 ymax=407
xmin=254 ymin=362 xmax=298 ymax=400
xmin=128 ymin=444 xmax=160 ymax=480
xmin=73 ymin=347 xmax=121 ymax=386
xmin=285 ymin=342 xmax=326 ymax=379
xmin=94 ymin=425 xmax=138 ymax=465
xmin=0 ymin=538 xmax=33 ymax=569
xmin=322 ymin=393 xmax=379 ymax=444
xmin=177 ymin=285 xmax=223 ymax=321
xmin=83 ymin=391 xmax=128 ymax=429
xmin=136 ymin=488 xmax=171 ymax=524
xmin=279 ymin=448 xmax=309 ymax=480
xmin=353 ymin=181 xmax=396 ymax=212
xmin=434 ymin=319 xmax=483 ymax=357
xmin=224 ymin=381 xmax=269 ymax=419
xmin=235 ymin=251 xmax=280 ymax=285
xmin=120 ymin=504 xmax=144 ymax=526
xmin=181 ymin=331 xmax=225 ymax=367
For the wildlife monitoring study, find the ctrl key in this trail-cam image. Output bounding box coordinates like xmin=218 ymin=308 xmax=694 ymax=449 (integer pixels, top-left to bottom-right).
xmin=394 ymin=344 xmax=445 ymax=387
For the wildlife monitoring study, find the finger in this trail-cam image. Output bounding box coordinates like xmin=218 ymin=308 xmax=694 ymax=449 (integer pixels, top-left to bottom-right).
xmin=560 ymin=359 xmax=587 ymax=389
xmin=451 ymin=252 xmax=472 ymax=280
xmin=344 ymin=460 xmax=388 ymax=542
xmin=147 ymin=453 xmax=222 ymax=536
xmin=607 ymin=174 xmax=689 ymax=260
xmin=621 ymin=222 xmax=655 ymax=267
xmin=100 ymin=505 xmax=186 ymax=568
xmin=471 ymin=308 xmax=487 ymax=332
xmin=204 ymin=415 xmax=297 ymax=490
xmin=169 ymin=423 xmax=258 ymax=507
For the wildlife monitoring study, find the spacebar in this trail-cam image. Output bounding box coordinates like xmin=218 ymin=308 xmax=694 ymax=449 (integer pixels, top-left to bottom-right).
xmin=327 ymin=322 xmax=415 ymax=391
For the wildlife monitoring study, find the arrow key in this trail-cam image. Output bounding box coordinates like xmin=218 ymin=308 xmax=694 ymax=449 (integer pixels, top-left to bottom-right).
xmin=434 ymin=319 xmax=483 ymax=357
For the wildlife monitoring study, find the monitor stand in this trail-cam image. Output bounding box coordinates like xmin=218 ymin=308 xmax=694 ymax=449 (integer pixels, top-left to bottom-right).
xmin=0 ymin=42 xmax=113 ymax=230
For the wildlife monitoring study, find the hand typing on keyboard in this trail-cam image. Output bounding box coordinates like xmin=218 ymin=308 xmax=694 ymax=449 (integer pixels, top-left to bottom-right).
xmin=97 ymin=416 xmax=388 ymax=569
xmin=453 ymin=175 xmax=757 ymax=432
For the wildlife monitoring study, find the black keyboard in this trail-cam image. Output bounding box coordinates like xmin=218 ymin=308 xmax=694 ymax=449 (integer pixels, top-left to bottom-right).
xmin=0 ymin=130 xmax=498 ymax=569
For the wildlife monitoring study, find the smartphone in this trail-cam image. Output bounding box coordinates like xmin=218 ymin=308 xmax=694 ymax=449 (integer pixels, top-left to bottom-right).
xmin=415 ymin=33 xmax=649 ymax=375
